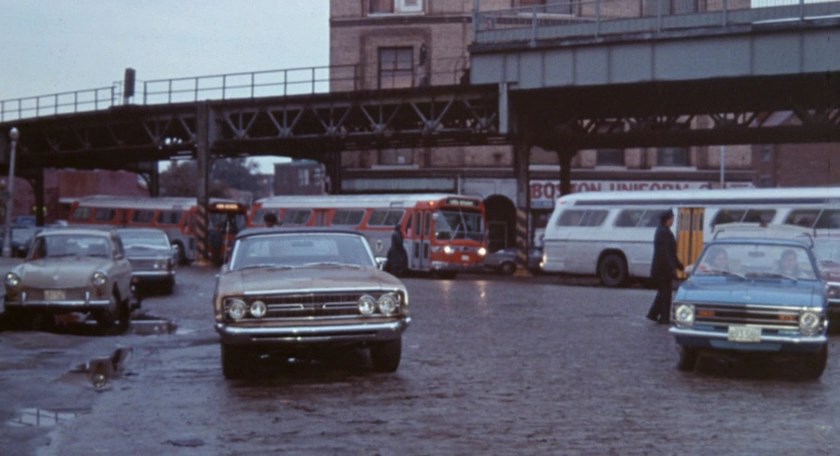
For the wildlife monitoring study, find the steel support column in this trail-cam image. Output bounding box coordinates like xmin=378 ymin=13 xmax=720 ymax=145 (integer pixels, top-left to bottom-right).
xmin=32 ymin=169 xmax=44 ymax=226
xmin=513 ymin=134 xmax=531 ymax=275
xmin=195 ymin=102 xmax=212 ymax=265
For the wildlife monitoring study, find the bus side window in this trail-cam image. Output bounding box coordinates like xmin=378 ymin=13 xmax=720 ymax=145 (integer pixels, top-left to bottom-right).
xmin=581 ymin=210 xmax=608 ymax=227
xmin=71 ymin=206 xmax=92 ymax=222
xmin=615 ymin=209 xmax=643 ymax=227
xmin=132 ymin=210 xmax=156 ymax=224
xmin=785 ymin=209 xmax=819 ymax=228
xmin=712 ymin=209 xmax=746 ymax=227
xmin=158 ymin=210 xmax=183 ymax=225
xmin=815 ymin=209 xmax=840 ymax=229
xmin=744 ymin=209 xmax=775 ymax=225
xmin=333 ymin=209 xmax=364 ymax=226
xmin=94 ymin=208 xmax=117 ymax=223
xmin=405 ymin=213 xmax=413 ymax=236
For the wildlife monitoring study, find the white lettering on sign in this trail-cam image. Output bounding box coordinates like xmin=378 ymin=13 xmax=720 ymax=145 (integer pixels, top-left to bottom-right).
xmin=529 ymin=180 xmax=753 ymax=209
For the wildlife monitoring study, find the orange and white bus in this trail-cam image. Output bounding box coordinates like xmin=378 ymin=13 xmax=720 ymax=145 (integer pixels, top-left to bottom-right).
xmin=250 ymin=194 xmax=488 ymax=277
xmin=67 ymin=195 xmax=248 ymax=264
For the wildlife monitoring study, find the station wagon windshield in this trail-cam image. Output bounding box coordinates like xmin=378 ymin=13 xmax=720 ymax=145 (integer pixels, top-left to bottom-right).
xmin=230 ymin=233 xmax=375 ymax=270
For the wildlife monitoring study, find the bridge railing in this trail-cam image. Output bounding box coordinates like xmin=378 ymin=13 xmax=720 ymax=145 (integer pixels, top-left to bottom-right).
xmin=0 ymin=64 xmax=361 ymax=123
xmin=475 ymin=0 xmax=840 ymax=45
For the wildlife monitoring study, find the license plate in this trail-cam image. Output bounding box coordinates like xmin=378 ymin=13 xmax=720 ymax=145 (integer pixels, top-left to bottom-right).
xmin=461 ymin=255 xmax=469 ymax=262
xmin=44 ymin=290 xmax=66 ymax=301
xmin=728 ymin=325 xmax=761 ymax=342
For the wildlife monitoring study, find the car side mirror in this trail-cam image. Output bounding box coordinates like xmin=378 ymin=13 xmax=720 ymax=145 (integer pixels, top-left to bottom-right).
xmin=375 ymin=257 xmax=387 ymax=271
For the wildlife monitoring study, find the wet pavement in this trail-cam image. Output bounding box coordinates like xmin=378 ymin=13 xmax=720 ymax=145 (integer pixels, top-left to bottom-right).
xmin=1 ymin=265 xmax=840 ymax=454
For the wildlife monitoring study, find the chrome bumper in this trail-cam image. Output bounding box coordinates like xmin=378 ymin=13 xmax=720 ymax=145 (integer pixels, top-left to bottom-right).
xmin=4 ymin=298 xmax=111 ymax=309
xmin=216 ymin=318 xmax=410 ymax=345
xmin=670 ymin=327 xmax=827 ymax=345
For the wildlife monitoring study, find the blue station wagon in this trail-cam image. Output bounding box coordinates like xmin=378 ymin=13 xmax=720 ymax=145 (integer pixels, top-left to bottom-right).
xmin=669 ymin=236 xmax=828 ymax=378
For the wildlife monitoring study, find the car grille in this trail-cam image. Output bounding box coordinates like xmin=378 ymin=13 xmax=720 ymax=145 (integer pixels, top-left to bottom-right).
xmin=693 ymin=303 xmax=800 ymax=330
xmin=244 ymin=291 xmax=392 ymax=320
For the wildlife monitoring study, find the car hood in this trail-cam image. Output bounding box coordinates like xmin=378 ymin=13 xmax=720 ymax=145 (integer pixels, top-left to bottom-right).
xmin=218 ymin=265 xmax=405 ymax=295
xmin=677 ymin=278 xmax=825 ymax=308
xmin=13 ymin=257 xmax=112 ymax=288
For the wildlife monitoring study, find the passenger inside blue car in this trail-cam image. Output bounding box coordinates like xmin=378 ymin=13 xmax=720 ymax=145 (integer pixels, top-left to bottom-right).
xmin=698 ymin=247 xmax=730 ymax=274
xmin=778 ymin=249 xmax=802 ymax=278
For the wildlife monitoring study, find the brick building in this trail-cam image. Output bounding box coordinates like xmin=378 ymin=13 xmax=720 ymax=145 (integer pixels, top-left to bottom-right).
xmin=330 ymin=0 xmax=758 ymax=249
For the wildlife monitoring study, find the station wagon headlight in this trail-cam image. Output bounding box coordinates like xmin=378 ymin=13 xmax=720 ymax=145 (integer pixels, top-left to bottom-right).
xmin=91 ymin=271 xmax=108 ymax=289
xmin=378 ymin=293 xmax=399 ymax=316
xmin=250 ymin=300 xmax=267 ymax=318
xmin=358 ymin=295 xmax=377 ymax=315
xmin=5 ymin=272 xmax=21 ymax=289
xmin=226 ymin=298 xmax=247 ymax=321
xmin=799 ymin=311 xmax=821 ymax=336
xmin=674 ymin=303 xmax=695 ymax=326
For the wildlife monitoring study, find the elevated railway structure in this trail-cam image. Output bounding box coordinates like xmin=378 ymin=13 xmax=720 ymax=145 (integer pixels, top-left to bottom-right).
xmin=1 ymin=0 xmax=839 ymax=263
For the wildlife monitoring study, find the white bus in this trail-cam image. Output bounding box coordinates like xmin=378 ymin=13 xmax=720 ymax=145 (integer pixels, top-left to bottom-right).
xmin=542 ymin=187 xmax=840 ymax=287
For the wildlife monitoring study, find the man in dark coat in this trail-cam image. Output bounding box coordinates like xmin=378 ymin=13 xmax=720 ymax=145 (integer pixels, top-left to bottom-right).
xmin=646 ymin=210 xmax=684 ymax=324
xmin=386 ymin=224 xmax=408 ymax=276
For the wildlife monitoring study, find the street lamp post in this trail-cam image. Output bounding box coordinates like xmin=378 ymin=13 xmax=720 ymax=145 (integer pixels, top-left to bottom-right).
xmin=2 ymin=127 xmax=19 ymax=257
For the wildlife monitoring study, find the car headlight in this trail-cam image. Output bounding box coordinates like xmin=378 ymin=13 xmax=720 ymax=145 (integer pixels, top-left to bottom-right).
xmin=478 ymin=247 xmax=487 ymax=257
xmin=91 ymin=271 xmax=108 ymax=289
xmin=250 ymin=300 xmax=267 ymax=318
xmin=226 ymin=298 xmax=247 ymax=321
xmin=443 ymin=245 xmax=454 ymax=255
xmin=5 ymin=272 xmax=21 ymax=289
xmin=826 ymin=284 xmax=840 ymax=300
xmin=378 ymin=293 xmax=399 ymax=315
xmin=154 ymin=258 xmax=168 ymax=270
xmin=674 ymin=303 xmax=695 ymax=326
xmin=799 ymin=311 xmax=822 ymax=336
xmin=358 ymin=295 xmax=377 ymax=315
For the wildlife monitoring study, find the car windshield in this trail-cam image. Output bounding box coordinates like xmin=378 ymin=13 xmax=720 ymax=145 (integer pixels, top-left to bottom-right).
xmin=694 ymin=243 xmax=817 ymax=280
xmin=814 ymin=239 xmax=840 ymax=265
xmin=229 ymin=233 xmax=375 ymax=271
xmin=30 ymin=234 xmax=111 ymax=259
xmin=119 ymin=231 xmax=170 ymax=249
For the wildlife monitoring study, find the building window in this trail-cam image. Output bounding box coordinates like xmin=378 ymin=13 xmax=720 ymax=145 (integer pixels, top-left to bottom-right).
xmin=297 ymin=169 xmax=310 ymax=186
xmin=657 ymin=147 xmax=690 ymax=167
xmin=379 ymin=47 xmax=414 ymax=89
xmin=369 ymin=0 xmax=423 ymax=14
xmin=596 ymin=149 xmax=624 ymax=167
xmin=517 ymin=0 xmax=572 ymax=14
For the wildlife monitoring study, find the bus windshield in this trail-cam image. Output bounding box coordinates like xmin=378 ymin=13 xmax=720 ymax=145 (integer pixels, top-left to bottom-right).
xmin=435 ymin=209 xmax=484 ymax=242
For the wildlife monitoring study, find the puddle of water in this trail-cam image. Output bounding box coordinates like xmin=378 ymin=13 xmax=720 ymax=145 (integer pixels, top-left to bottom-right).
xmin=129 ymin=319 xmax=178 ymax=335
xmin=7 ymin=407 xmax=89 ymax=428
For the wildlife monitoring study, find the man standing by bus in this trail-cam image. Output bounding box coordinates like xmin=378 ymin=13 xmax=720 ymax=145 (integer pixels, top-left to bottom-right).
xmin=646 ymin=210 xmax=683 ymax=324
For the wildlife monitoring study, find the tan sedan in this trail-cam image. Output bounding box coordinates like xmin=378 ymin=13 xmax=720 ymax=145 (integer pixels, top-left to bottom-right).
xmin=3 ymin=228 xmax=133 ymax=331
xmin=213 ymin=228 xmax=410 ymax=379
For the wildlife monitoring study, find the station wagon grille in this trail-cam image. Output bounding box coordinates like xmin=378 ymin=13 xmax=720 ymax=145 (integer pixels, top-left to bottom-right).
xmin=246 ymin=291 xmax=390 ymax=319
xmin=693 ymin=304 xmax=800 ymax=330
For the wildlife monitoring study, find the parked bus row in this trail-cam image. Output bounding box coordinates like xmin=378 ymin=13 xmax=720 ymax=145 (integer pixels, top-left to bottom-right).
xmin=64 ymin=193 xmax=490 ymax=277
xmin=541 ymin=187 xmax=840 ymax=287
xmin=66 ymin=196 xmax=248 ymax=264
xmin=250 ymin=194 xmax=488 ymax=277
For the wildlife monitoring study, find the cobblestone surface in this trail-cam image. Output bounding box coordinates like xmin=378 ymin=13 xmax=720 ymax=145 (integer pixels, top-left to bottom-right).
xmin=1 ymin=267 xmax=839 ymax=455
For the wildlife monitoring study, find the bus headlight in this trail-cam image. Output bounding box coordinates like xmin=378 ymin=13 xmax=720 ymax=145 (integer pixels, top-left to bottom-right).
xmin=477 ymin=247 xmax=487 ymax=257
xmin=378 ymin=293 xmax=399 ymax=315
xmin=674 ymin=303 xmax=695 ymax=326
xmin=799 ymin=311 xmax=821 ymax=336
xmin=443 ymin=245 xmax=454 ymax=255
xmin=250 ymin=300 xmax=267 ymax=318
xmin=358 ymin=295 xmax=377 ymax=315
xmin=226 ymin=298 xmax=247 ymax=321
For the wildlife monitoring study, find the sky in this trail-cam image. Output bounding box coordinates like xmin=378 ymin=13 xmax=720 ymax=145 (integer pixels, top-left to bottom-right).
xmin=0 ymin=0 xmax=330 ymax=172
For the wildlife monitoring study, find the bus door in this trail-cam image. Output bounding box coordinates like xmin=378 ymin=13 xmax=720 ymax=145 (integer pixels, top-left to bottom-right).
xmin=677 ymin=207 xmax=704 ymax=279
xmin=419 ymin=210 xmax=433 ymax=271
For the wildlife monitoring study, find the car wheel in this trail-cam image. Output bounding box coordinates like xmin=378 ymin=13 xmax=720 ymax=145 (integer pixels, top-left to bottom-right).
xmin=94 ymin=293 xmax=119 ymax=329
xmin=161 ymin=277 xmax=175 ymax=295
xmin=598 ymin=253 xmax=628 ymax=288
xmin=802 ymin=346 xmax=828 ymax=380
xmin=499 ymin=261 xmax=516 ymax=275
xmin=676 ymin=345 xmax=698 ymax=372
xmin=221 ymin=343 xmax=247 ymax=379
xmin=370 ymin=338 xmax=402 ymax=373
xmin=116 ymin=297 xmax=131 ymax=333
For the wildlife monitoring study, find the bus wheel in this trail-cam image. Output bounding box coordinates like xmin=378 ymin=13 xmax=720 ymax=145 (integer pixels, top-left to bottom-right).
xmin=598 ymin=253 xmax=628 ymax=287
